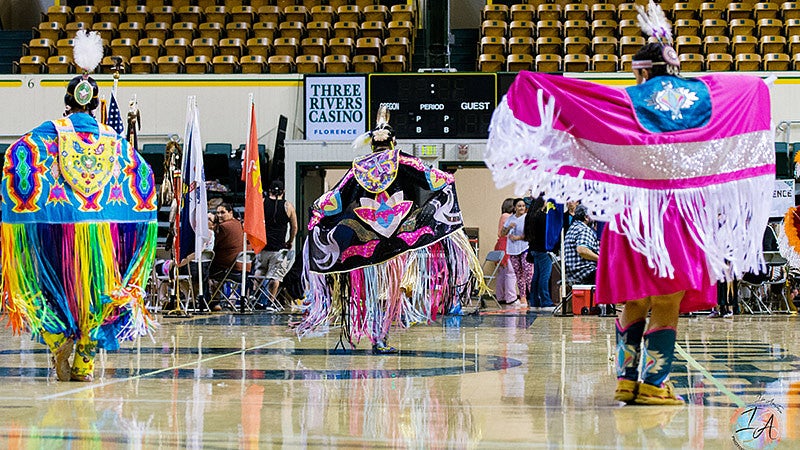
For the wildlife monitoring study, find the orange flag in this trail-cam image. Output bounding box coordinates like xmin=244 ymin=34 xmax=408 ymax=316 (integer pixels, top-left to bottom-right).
xmin=242 ymin=100 xmax=266 ymax=253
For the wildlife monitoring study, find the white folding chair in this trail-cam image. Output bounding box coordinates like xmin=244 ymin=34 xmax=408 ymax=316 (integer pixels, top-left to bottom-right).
xmin=478 ymin=249 xmax=505 ymax=309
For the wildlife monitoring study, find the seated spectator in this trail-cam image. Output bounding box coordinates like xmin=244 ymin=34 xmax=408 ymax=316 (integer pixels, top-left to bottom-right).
xmin=209 ymin=202 xmax=244 ymax=278
xmin=563 ymin=205 xmax=599 ymax=285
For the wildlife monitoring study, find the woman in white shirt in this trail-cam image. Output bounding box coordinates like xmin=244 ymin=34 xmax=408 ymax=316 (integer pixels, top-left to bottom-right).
xmin=501 ymin=198 xmax=533 ymax=306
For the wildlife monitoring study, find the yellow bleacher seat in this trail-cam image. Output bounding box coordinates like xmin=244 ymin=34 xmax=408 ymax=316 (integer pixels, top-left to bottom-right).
xmin=537 ymin=20 xmax=562 ymax=38
xmin=699 ymin=2 xmax=724 ymax=21
xmin=510 ymin=36 xmax=536 ymax=55
xmin=296 ymin=54 xmax=322 ymax=73
xmin=390 ymin=4 xmax=415 ymax=24
xmin=329 ymin=37 xmax=355 ymax=57
xmin=219 ymin=38 xmax=244 ymax=58
xmin=704 ymin=35 xmax=730 ymax=54
xmin=279 ymin=21 xmax=306 ymax=40
xmin=118 ymin=22 xmax=143 ymax=41
xmin=99 ymin=55 xmax=127 ymax=74
xmin=110 ymin=38 xmax=136 ymax=60
xmin=478 ymin=53 xmax=504 ymax=72
xmin=592 ymin=36 xmax=618 ymax=55
xmin=246 ymin=37 xmax=272 ymax=59
xmin=483 ymin=4 xmax=508 ymax=22
xmin=199 ymin=22 xmax=223 ymax=41
xmin=285 ymin=5 xmax=310 ymax=23
xmin=307 ymin=21 xmax=332 ymax=40
xmin=676 ymin=35 xmax=702 ymax=54
xmin=192 ymin=37 xmax=217 ymax=59
xmin=790 ymin=34 xmax=800 ymax=54
xmin=564 ymin=53 xmax=590 ymax=72
xmin=506 ymin=53 xmax=533 ymax=72
xmin=157 ymin=55 xmax=183 ymax=74
xmin=73 ymin=6 xmax=96 ymax=25
xmin=337 ymin=5 xmax=362 ymax=23
xmin=782 ymin=2 xmax=800 ymax=21
xmin=226 ymin=22 xmax=251 ymax=41
xmin=384 ymin=36 xmax=410 ymax=57
xmin=311 ymin=6 xmax=335 ymax=24
xmin=137 ymin=38 xmax=163 ymax=59
xmin=353 ymin=54 xmax=378 ymax=72
xmin=268 ymin=54 xmax=295 ymax=73
xmin=564 ymin=36 xmax=590 ymax=55
xmin=735 ymin=53 xmax=762 ymax=70
xmin=130 ymin=55 xmax=155 ymax=74
xmin=388 ymin=20 xmax=413 ymax=41
xmin=205 ymin=6 xmax=228 ymax=25
xmin=46 ymin=5 xmax=72 ymax=25
xmin=591 ymin=4 xmax=616 ymax=22
xmin=729 ymin=19 xmax=756 ymax=36
xmin=761 ymin=35 xmax=787 ymax=53
xmin=152 ymin=6 xmax=175 ymax=26
xmin=37 ymin=22 xmax=63 ymax=41
xmin=213 ymin=55 xmax=239 ymax=74
xmin=620 ymin=54 xmax=633 ymax=71
xmin=509 ymin=20 xmax=534 ymax=38
xmin=240 ymin=55 xmax=266 ymax=74
xmin=537 ymin=37 xmax=563 ymax=55
xmin=706 ymin=53 xmax=733 ymax=71
xmin=758 ymin=18 xmax=784 ymax=37
xmin=732 ymin=35 xmax=759 ymax=54
xmin=274 ymin=37 xmax=299 ymax=58
xmin=727 ymin=3 xmax=753 ymax=21
xmin=535 ymin=54 xmax=561 ymax=72
xmin=125 ymin=5 xmax=149 ymax=26
xmin=302 ymin=37 xmax=328 ymax=58
xmin=56 ymin=38 xmax=74 ymax=56
xmin=538 ymin=4 xmax=561 ymax=22
xmin=257 ymin=6 xmax=282 ymax=24
xmin=592 ymin=19 xmax=617 ymax=37
xmin=565 ymin=3 xmax=590 ymax=21
xmin=334 ymin=21 xmax=360 ymax=40
xmin=618 ymin=19 xmax=639 ymax=36
xmin=356 ymin=37 xmax=382 ymax=58
xmin=64 ymin=22 xmax=88 ymax=38
xmin=592 ymin=54 xmax=618 ymax=72
xmin=481 ymin=20 xmax=507 ymax=38
xmin=25 ymin=39 xmax=54 ymax=59
xmin=323 ymin=54 xmax=349 ymax=72
xmin=16 ymin=55 xmax=45 ymax=74
xmin=91 ymin=22 xmax=117 ymax=42
xmin=510 ymin=4 xmax=534 ymax=22
xmin=381 ymin=54 xmax=406 ymax=72
xmin=564 ymin=20 xmax=589 ymax=38
xmin=674 ymin=19 xmax=700 ymax=36
xmin=792 ymin=52 xmax=800 ymax=69
xmin=679 ymin=53 xmax=704 ymax=71
xmin=185 ymin=55 xmax=211 ymax=74
xmin=253 ymin=22 xmax=278 ymax=40
xmin=619 ymin=36 xmax=645 ymax=56
xmin=671 ymin=3 xmax=696 ymax=21
xmin=361 ymin=21 xmax=387 ymax=39
xmin=702 ymin=18 xmax=727 ymax=37
xmin=755 ymin=2 xmax=780 ymax=20
xmin=364 ymin=4 xmax=388 ymax=23
xmin=177 ymin=6 xmax=202 ymax=25
xmin=763 ymin=52 xmax=790 ymax=70
xmin=47 ymin=55 xmax=73 ymax=74
xmin=481 ymin=36 xmax=507 ymax=56
xmin=164 ymin=37 xmax=189 ymax=58
xmin=231 ymin=6 xmax=255 ymax=24
xmin=617 ymin=3 xmax=638 ymax=21
xmin=144 ymin=22 xmax=169 ymax=41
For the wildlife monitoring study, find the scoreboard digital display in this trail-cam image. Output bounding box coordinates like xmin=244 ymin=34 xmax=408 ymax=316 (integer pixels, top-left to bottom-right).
xmin=368 ymin=73 xmax=496 ymax=139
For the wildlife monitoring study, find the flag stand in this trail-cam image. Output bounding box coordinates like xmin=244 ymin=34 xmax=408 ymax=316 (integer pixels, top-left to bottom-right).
xmin=164 ymin=167 xmax=191 ymax=318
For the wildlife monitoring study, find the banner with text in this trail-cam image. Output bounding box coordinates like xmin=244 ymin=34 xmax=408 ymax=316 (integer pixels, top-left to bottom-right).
xmin=772 ymin=179 xmax=795 ymax=218
xmin=304 ymin=74 xmax=367 ymax=141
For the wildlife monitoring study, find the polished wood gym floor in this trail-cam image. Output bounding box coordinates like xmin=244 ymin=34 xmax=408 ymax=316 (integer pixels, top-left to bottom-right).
xmin=0 ymin=309 xmax=796 ymax=449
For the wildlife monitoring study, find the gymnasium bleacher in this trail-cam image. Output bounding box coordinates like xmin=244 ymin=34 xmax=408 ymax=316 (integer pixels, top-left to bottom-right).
xmin=478 ymin=0 xmax=800 ymax=72
xmin=13 ymin=0 xmax=417 ymax=74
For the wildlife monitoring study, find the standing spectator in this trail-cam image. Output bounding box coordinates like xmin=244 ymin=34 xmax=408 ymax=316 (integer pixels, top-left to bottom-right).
xmin=254 ymin=180 xmax=298 ymax=307
xmin=563 ymin=205 xmax=600 ymax=285
xmin=524 ymin=195 xmax=555 ymax=309
xmin=494 ymin=198 xmax=518 ymax=303
xmin=501 ymin=198 xmax=532 ymax=306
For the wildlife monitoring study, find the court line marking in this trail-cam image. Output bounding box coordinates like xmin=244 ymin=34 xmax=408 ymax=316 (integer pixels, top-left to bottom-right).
xmin=674 ymin=342 xmax=746 ymax=408
xmin=38 ymin=337 xmax=292 ymax=401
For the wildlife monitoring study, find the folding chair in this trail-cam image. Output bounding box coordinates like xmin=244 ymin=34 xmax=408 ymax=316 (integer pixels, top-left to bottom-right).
xmin=477 ymin=250 xmax=504 ymax=309
xmin=152 ymin=259 xmax=194 ymax=316
xmin=209 ymin=251 xmax=258 ymax=312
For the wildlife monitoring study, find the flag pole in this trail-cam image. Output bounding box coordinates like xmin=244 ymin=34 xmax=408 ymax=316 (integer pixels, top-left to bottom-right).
xmin=194 ymin=96 xmax=206 ymax=311
xmin=240 ymin=93 xmax=255 ymax=313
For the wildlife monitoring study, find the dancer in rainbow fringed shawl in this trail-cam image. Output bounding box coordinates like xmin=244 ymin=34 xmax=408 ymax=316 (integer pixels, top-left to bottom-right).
xmin=298 ymin=107 xmax=486 ymax=353
xmin=486 ymin=1 xmax=774 ymax=405
xmin=1 ymin=36 xmax=157 ymax=382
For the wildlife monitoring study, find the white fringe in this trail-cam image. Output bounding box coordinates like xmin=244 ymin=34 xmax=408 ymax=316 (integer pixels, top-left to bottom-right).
xmin=486 ymin=96 xmax=772 ymax=283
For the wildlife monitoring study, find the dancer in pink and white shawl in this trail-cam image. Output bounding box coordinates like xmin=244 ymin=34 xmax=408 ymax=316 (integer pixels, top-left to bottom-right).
xmin=485 ymin=1 xmax=774 ymax=405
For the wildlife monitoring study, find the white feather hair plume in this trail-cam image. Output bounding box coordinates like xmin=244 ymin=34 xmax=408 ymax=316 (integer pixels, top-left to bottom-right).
xmin=636 ymin=0 xmax=673 ymax=45
xmin=73 ymin=30 xmax=104 ymax=73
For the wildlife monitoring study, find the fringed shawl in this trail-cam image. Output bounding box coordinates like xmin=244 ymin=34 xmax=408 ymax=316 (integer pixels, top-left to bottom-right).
xmin=486 ymin=72 xmax=774 ymax=282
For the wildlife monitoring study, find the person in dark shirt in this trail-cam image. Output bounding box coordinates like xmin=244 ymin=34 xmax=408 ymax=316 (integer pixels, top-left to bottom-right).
xmin=254 ymin=180 xmax=298 ymax=305
xmin=524 ymin=195 xmax=555 ymax=309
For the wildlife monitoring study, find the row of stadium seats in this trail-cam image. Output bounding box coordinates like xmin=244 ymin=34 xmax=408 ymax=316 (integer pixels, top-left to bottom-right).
xmin=73 ymin=1 xmax=395 ymax=10
xmin=36 ymin=19 xmax=415 ymax=43
xmin=482 ymin=1 xmax=800 ymax=23
xmin=479 ymin=34 xmax=800 ymax=56
xmin=22 ymin=35 xmax=410 ymax=65
xmin=15 ymin=53 xmax=408 ymax=74
xmin=477 ymin=51 xmax=794 ymax=72
xmin=481 ymin=18 xmax=800 ymax=40
xmin=43 ymin=4 xmax=415 ymax=27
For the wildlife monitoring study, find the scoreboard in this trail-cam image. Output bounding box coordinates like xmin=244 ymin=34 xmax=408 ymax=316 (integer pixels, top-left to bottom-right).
xmin=368 ymin=73 xmax=497 ymax=139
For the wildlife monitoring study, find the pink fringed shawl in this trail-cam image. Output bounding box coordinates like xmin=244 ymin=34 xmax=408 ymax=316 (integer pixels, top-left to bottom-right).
xmin=485 ymin=72 xmax=775 ymax=282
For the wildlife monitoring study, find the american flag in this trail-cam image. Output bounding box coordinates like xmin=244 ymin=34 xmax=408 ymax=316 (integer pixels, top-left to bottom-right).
xmin=106 ymin=93 xmax=124 ymax=135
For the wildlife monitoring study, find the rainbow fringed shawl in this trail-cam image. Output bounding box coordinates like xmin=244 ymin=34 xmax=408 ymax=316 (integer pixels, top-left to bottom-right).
xmin=1 ymin=113 xmax=158 ymax=350
xmin=299 ymin=148 xmax=485 ymax=345
xmin=486 ymin=72 xmax=774 ymax=282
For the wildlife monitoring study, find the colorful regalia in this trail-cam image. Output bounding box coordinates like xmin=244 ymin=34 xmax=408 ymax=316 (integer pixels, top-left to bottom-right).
xmin=1 ymin=113 xmax=158 ymax=366
xmin=298 ymin=141 xmax=485 ymax=348
xmin=486 ymin=71 xmax=774 ymax=312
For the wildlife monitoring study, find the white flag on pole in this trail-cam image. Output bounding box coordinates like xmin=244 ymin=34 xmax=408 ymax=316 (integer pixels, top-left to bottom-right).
xmin=180 ymin=96 xmax=211 ymax=261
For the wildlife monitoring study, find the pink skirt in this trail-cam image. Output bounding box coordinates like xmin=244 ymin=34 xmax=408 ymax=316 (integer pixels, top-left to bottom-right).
xmin=595 ymin=202 xmax=716 ymax=314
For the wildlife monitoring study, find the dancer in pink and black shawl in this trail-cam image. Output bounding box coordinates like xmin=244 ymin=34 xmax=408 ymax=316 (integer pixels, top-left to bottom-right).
xmin=298 ymin=107 xmax=485 ymax=353
xmin=486 ymin=1 xmax=774 ymax=404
